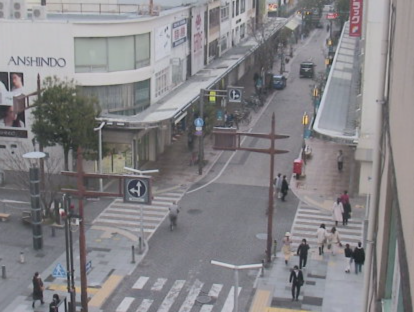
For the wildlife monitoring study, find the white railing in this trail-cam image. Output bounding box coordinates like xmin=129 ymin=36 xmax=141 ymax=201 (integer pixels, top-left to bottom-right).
xmin=46 ymin=3 xmax=161 ymax=15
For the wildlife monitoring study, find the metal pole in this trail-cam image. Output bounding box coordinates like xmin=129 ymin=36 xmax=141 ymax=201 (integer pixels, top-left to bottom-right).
xmin=77 ymin=147 xmax=88 ymax=312
xmin=63 ymin=195 xmax=72 ymax=312
xmin=131 ymin=245 xmax=136 ymax=263
xmin=69 ymin=214 xmax=76 ymax=312
xmin=198 ymin=89 xmax=204 ymax=175
xmin=29 ymin=167 xmax=43 ymax=250
xmin=98 ymin=127 xmax=103 ymax=192
xmin=234 ymin=269 xmax=239 ymax=312
xmin=140 ymin=205 xmax=144 ymax=245
xmin=266 ymin=114 xmax=276 ymax=263
xmin=1 ymin=265 xmax=5 ymax=279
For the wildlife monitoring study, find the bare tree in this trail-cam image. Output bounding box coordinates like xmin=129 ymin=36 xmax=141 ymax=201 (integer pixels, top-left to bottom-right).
xmin=2 ymin=144 xmax=64 ymax=218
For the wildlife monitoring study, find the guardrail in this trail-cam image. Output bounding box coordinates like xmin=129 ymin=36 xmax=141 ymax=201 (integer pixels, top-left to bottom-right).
xmin=46 ymin=3 xmax=161 ymax=15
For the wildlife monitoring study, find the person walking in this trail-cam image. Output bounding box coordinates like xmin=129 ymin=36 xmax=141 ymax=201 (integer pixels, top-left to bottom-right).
xmin=281 ymin=232 xmax=292 ymax=265
xmin=49 ymin=294 xmax=60 ymax=312
xmin=297 ymin=239 xmax=310 ymax=269
xmin=32 ymin=272 xmax=45 ymax=308
xmin=327 ymin=227 xmax=342 ymax=255
xmin=316 ymin=224 xmax=327 ymax=255
xmin=274 ymin=173 xmax=282 ymax=199
xmin=281 ymin=175 xmax=289 ymax=201
xmin=337 ymin=150 xmax=344 ymax=171
xmin=341 ymin=190 xmax=352 ymax=225
xmin=344 ymin=244 xmax=353 ymax=273
xmin=353 ymin=242 xmax=365 ymax=274
xmin=332 ymin=198 xmax=344 ymax=226
xmin=289 ymin=265 xmax=304 ymax=301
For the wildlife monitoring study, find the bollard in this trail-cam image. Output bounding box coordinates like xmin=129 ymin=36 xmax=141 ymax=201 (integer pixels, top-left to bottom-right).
xmin=272 ymin=239 xmax=277 ymax=259
xmin=2 ymin=265 xmax=6 ymax=279
xmin=138 ymin=237 xmax=143 ymax=255
xmin=260 ymin=260 xmax=265 ymax=277
xmin=131 ymin=245 xmax=136 ymax=263
xmin=20 ymin=251 xmax=25 ymax=264
xmin=51 ymin=226 xmax=56 ymax=237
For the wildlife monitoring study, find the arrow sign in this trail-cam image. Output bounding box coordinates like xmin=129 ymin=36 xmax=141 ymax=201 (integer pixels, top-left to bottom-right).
xmin=227 ymin=87 xmax=244 ymax=103
xmin=124 ymin=177 xmax=151 ymax=204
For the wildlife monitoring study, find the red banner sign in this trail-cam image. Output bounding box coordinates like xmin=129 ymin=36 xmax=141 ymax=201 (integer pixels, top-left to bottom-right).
xmin=326 ymin=12 xmax=338 ymax=19
xmin=349 ymin=0 xmax=363 ymax=37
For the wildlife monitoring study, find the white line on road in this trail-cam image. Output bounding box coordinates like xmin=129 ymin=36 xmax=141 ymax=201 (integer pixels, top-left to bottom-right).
xmin=136 ymin=299 xmax=153 ymax=312
xmin=199 ymin=305 xmax=214 ymax=312
xmin=208 ymin=283 xmax=223 ymax=298
xmin=178 ymin=280 xmax=204 ymax=312
xmin=151 ymin=278 xmax=168 ymax=291
xmin=157 ymin=280 xmax=185 ymax=312
xmin=116 ymin=297 xmax=135 ymax=312
xmin=133 ymin=276 xmax=150 ymax=290
xmin=221 ymin=286 xmax=242 ymax=312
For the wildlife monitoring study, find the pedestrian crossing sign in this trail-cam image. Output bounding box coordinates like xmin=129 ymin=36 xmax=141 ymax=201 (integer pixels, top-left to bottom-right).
xmin=52 ymin=263 xmax=67 ymax=278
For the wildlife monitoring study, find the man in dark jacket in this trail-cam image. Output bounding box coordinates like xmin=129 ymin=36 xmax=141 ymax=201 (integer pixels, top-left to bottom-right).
xmin=289 ymin=265 xmax=304 ymax=301
xmin=281 ymin=175 xmax=289 ymax=201
xmin=353 ymin=242 xmax=365 ymax=274
xmin=297 ymin=239 xmax=310 ymax=269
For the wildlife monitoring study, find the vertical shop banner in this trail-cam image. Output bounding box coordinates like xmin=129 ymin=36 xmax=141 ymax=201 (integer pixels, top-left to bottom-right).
xmin=349 ymin=0 xmax=363 ymax=37
xmin=172 ymin=19 xmax=187 ymax=48
xmin=155 ymin=24 xmax=172 ymax=61
xmin=191 ymin=6 xmax=205 ymax=75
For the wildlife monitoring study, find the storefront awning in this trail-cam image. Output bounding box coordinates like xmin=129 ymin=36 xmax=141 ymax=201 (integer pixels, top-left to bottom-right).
xmin=284 ymin=19 xmax=300 ymax=31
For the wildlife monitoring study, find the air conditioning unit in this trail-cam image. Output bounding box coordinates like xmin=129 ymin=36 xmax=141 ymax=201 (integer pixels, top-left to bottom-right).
xmin=12 ymin=0 xmax=26 ymax=19
xmin=0 ymin=0 xmax=11 ymax=19
xmin=32 ymin=5 xmax=46 ymax=20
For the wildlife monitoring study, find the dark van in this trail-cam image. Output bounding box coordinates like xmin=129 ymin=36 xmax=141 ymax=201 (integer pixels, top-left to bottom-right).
xmin=272 ymin=75 xmax=287 ymax=89
xmin=299 ymin=62 xmax=315 ymax=78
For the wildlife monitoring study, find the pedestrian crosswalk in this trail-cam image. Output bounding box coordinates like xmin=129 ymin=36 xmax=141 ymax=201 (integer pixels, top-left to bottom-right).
xmin=290 ymin=202 xmax=363 ymax=251
xmin=92 ymin=190 xmax=185 ymax=240
xmin=113 ymin=277 xmax=243 ymax=312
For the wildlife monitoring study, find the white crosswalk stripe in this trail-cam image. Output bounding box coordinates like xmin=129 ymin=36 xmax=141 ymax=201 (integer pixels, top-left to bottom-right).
xmin=290 ymin=203 xmax=363 ymax=250
xmin=119 ymin=277 xmax=242 ymax=312
xmin=92 ymin=190 xmax=185 ymax=240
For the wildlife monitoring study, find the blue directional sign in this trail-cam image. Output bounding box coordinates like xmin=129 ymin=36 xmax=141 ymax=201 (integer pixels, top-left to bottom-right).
xmin=86 ymin=260 xmax=92 ymax=275
xmin=52 ymin=263 xmax=66 ymax=278
xmin=124 ymin=177 xmax=152 ymax=204
xmin=227 ymin=87 xmax=244 ymax=103
xmin=194 ymin=118 xmax=204 ymax=127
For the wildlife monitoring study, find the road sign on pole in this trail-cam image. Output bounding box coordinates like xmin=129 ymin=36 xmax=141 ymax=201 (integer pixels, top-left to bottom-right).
xmin=227 ymin=87 xmax=244 ymax=103
xmin=124 ymin=177 xmax=152 ymax=204
xmin=52 ymin=263 xmax=67 ymax=278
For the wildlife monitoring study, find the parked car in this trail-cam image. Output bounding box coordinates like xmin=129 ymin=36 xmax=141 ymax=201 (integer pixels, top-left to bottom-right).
xmin=272 ymin=75 xmax=287 ymax=89
xmin=299 ymin=62 xmax=315 ymax=78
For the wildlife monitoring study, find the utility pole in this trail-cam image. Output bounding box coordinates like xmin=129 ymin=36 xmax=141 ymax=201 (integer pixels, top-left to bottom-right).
xmin=212 ymin=113 xmax=289 ymax=262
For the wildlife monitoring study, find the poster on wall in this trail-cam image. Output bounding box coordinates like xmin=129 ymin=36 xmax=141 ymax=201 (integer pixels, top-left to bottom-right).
xmin=191 ymin=6 xmax=205 ymax=76
xmin=155 ymin=24 xmax=172 ymax=61
xmin=172 ymin=19 xmax=187 ymax=48
xmin=0 ymin=71 xmax=28 ymax=138
xmin=349 ymin=0 xmax=363 ymax=37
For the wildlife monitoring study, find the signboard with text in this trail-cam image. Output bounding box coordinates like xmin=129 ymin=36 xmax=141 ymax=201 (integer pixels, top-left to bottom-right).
xmin=349 ymin=0 xmax=363 ymax=37
xmin=172 ymin=19 xmax=187 ymax=48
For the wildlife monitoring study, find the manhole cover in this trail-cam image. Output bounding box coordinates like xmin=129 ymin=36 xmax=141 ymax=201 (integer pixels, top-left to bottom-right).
xmin=256 ymin=233 xmax=268 ymax=240
xmin=196 ymin=295 xmax=212 ymax=304
xmin=187 ymin=209 xmax=202 ymax=215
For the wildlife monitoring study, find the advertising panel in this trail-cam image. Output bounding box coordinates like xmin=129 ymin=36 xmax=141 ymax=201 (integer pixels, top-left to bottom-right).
xmin=155 ymin=24 xmax=172 ymax=61
xmin=349 ymin=0 xmax=363 ymax=37
xmin=191 ymin=6 xmax=205 ymax=75
xmin=0 ymin=71 xmax=28 ymax=138
xmin=172 ymin=19 xmax=187 ymax=48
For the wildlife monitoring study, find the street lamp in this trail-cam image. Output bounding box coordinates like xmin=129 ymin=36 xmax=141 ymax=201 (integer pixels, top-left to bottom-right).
xmin=94 ymin=122 xmax=106 ymax=192
xmin=23 ymin=151 xmax=46 ymax=250
xmin=211 ymin=260 xmax=263 ymax=312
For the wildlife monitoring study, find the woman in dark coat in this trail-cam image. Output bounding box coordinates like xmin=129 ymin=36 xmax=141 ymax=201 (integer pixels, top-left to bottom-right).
xmin=281 ymin=175 xmax=289 ymax=201
xmin=32 ymin=272 xmax=44 ymax=308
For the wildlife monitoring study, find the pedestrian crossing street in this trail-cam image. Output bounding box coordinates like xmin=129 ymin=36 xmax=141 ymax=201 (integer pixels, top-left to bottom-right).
xmin=92 ymin=190 xmax=185 ymax=240
xmin=290 ymin=202 xmax=363 ymax=251
xmin=114 ymin=276 xmax=242 ymax=312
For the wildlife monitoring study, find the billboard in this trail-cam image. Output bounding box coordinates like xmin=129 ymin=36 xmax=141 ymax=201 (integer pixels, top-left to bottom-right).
xmin=172 ymin=19 xmax=187 ymax=48
xmin=0 ymin=71 xmax=28 ymax=138
xmin=154 ymin=24 xmax=172 ymax=61
xmin=349 ymin=0 xmax=363 ymax=37
xmin=191 ymin=6 xmax=205 ymax=75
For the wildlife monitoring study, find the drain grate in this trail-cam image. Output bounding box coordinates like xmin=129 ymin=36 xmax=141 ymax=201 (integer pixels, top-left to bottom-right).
xmin=196 ymin=295 xmax=212 ymax=304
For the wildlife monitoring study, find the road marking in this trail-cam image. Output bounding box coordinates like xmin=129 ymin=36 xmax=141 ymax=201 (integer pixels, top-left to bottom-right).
xmin=199 ymin=305 xmax=214 ymax=312
xmin=89 ymin=275 xmax=123 ymax=308
xmin=158 ymin=280 xmax=185 ymax=312
xmin=208 ymin=283 xmax=223 ymax=298
xmin=178 ymin=279 xmax=204 ymax=312
xmin=221 ymin=286 xmax=242 ymax=312
xmin=116 ymin=297 xmax=134 ymax=312
xmin=133 ymin=276 xmax=150 ymax=290
xmin=151 ymin=278 xmax=167 ymax=291
xmin=136 ymin=299 xmax=153 ymax=312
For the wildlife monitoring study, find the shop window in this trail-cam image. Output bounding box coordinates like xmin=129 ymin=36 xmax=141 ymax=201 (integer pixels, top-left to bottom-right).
xmin=209 ymin=7 xmax=220 ymax=29
xmin=108 ymin=36 xmax=135 ymax=72
xmin=155 ymin=68 xmax=170 ymax=98
xmin=241 ymin=0 xmax=246 ymax=13
xmin=236 ymin=0 xmax=240 ymax=16
xmin=75 ymin=34 xmax=151 ymax=73
xmin=220 ymin=36 xmax=228 ymax=52
xmin=240 ymin=23 xmax=246 ymax=39
xmin=221 ymin=5 xmax=229 ymax=22
xmin=232 ymin=1 xmax=235 ymax=17
xmin=81 ymin=79 xmax=150 ymax=116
